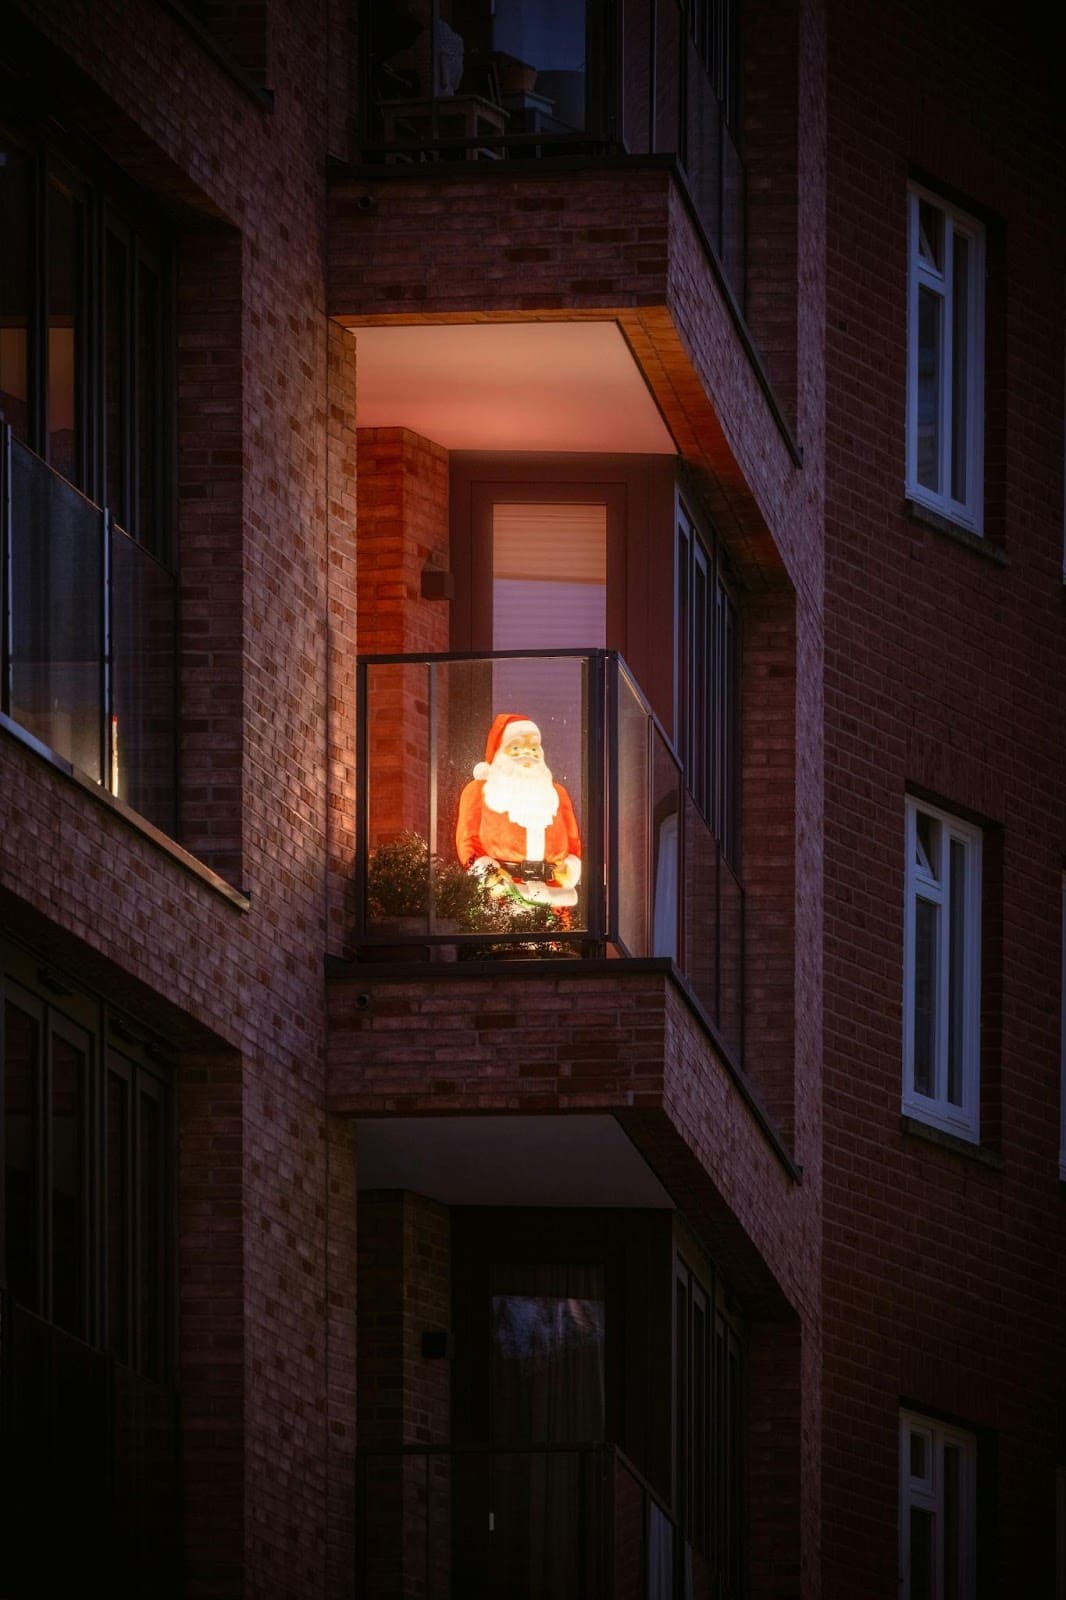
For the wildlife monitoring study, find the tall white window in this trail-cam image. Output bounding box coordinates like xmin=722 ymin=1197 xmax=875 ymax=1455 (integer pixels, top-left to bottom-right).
xmin=907 ymin=184 xmax=985 ymax=531
xmin=900 ymin=1412 xmax=977 ymax=1600
xmin=903 ymin=798 xmax=982 ymax=1140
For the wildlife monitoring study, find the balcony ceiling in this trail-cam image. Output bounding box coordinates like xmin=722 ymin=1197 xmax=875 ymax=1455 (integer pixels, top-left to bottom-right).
xmin=356 ymin=1113 xmax=675 ymax=1208
xmin=352 ymin=321 xmax=677 ymax=454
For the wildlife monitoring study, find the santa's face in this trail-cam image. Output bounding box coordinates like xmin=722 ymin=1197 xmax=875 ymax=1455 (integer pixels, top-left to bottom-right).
xmin=483 ymin=727 xmax=560 ymax=835
xmin=503 ymin=729 xmax=544 ymax=770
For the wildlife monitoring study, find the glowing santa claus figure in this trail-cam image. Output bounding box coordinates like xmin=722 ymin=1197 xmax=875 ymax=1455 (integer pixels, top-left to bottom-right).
xmin=455 ymin=713 xmax=582 ymax=908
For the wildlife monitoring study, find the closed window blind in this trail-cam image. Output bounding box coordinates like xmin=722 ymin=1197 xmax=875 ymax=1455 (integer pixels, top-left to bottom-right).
xmin=492 ymin=502 xmax=607 ymax=651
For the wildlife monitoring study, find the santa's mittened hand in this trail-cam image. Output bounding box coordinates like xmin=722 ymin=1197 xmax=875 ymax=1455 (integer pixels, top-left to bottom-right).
xmin=553 ymin=854 xmax=582 ymax=888
xmin=472 ymin=857 xmax=513 ymax=898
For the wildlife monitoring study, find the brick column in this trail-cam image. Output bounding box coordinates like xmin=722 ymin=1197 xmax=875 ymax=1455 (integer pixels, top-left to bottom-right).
xmin=356 ymin=428 xmax=451 ymax=849
xmin=357 ymin=1190 xmax=452 ymax=1599
xmin=178 ymin=1047 xmax=245 ymax=1596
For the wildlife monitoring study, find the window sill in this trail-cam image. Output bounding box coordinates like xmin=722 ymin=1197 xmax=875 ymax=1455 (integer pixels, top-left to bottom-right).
xmin=900 ymin=1114 xmax=1003 ymax=1169
xmin=905 ymin=498 xmax=1008 ymax=565
xmin=0 ymin=712 xmax=250 ymax=912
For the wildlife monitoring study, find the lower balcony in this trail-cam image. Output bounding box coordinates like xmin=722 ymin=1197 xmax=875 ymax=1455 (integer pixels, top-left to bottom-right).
xmin=0 ymin=426 xmax=177 ymax=834
xmin=0 ymin=1292 xmax=181 ymax=1592
xmin=358 ymin=1442 xmax=720 ymax=1600
xmin=356 ymin=649 xmax=743 ymax=1063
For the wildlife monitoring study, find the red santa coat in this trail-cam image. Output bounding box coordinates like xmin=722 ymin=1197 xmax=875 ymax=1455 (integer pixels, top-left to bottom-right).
xmin=455 ymin=778 xmax=581 ymax=871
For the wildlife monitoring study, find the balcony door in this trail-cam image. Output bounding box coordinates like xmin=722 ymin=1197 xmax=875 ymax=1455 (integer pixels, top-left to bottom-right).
xmin=453 ymin=1258 xmax=607 ymax=1599
xmin=451 ymin=469 xmax=626 ymax=846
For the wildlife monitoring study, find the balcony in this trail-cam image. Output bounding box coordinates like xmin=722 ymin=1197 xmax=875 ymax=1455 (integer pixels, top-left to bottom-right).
xmin=358 ymin=0 xmax=745 ymax=303
xmin=356 ymin=650 xmax=743 ymax=1063
xmin=0 ymin=1291 xmax=181 ymax=1591
xmin=0 ymin=427 xmax=177 ymax=835
xmin=358 ymin=1442 xmax=727 ymax=1600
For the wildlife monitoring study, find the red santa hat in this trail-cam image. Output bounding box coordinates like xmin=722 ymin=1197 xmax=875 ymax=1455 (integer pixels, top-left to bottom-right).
xmin=473 ymin=713 xmax=540 ymax=781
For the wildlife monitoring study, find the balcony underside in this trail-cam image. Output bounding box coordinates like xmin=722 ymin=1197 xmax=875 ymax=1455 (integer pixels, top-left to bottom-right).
xmin=329 ymin=961 xmax=799 ymax=1318
xmin=329 ymin=160 xmax=800 ymax=589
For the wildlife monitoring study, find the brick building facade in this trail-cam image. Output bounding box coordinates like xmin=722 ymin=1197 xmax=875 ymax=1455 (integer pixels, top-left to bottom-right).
xmin=0 ymin=1 xmax=1061 ymax=1596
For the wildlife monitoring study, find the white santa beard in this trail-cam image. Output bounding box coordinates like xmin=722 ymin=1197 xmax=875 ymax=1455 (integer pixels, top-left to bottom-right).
xmin=482 ymin=756 xmax=559 ymax=859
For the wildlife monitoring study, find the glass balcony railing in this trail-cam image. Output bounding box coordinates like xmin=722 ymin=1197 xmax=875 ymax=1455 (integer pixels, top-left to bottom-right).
xmin=357 ymin=650 xmax=743 ymax=1062
xmin=358 ymin=1442 xmax=683 ymax=1600
xmin=1 ymin=427 xmax=178 ymax=835
xmin=360 ymin=0 xmax=745 ymax=302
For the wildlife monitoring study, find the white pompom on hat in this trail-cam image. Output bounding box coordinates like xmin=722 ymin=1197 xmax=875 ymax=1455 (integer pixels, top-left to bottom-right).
xmin=473 ymin=713 xmax=540 ymax=780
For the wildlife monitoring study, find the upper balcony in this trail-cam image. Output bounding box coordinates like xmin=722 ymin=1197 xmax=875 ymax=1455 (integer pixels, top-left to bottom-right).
xmin=0 ymin=427 xmax=177 ymax=836
xmin=356 ymin=648 xmax=743 ymax=1065
xmin=346 ymin=0 xmax=745 ymax=305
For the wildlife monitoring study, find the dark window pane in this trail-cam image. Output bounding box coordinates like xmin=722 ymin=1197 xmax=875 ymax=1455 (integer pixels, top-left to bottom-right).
xmin=947 ymin=839 xmax=967 ymax=1106
xmin=104 ymin=229 xmax=129 ymax=529
xmin=917 ymin=286 xmax=941 ymax=492
xmin=107 ymin=1067 xmax=131 ymax=1363
xmin=489 ymin=1264 xmax=604 ymax=1444
xmin=677 ymin=522 xmax=691 ymax=764
xmin=0 ymin=140 xmax=32 ymax=443
xmin=910 ymin=1506 xmax=934 ymax=1600
xmin=909 ymin=1429 xmax=927 ymax=1480
xmin=716 ymin=582 xmax=738 ymax=858
xmin=951 ymin=234 xmax=970 ymax=504
xmin=675 ymin=1275 xmax=689 ymax=1528
xmin=110 ymin=524 xmax=177 ymax=830
xmin=47 ymin=176 xmax=82 ymax=487
xmin=693 ymin=550 xmax=709 ymax=816
xmin=913 ymin=898 xmax=938 ymax=1096
xmin=944 ymin=1444 xmax=961 ymax=1600
xmin=916 ymin=810 xmax=939 ymax=877
xmin=138 ymin=1085 xmax=165 ymax=1379
xmin=137 ymin=261 xmax=162 ymax=556
xmin=472 ymin=0 xmax=587 ymax=131
xmin=51 ymin=1031 xmax=88 ymax=1337
xmin=918 ymin=200 xmax=943 ymax=270
xmin=9 ymin=437 xmax=104 ymax=779
xmin=692 ymin=1291 xmax=708 ymax=1550
xmin=4 ymin=1000 xmax=41 ymax=1310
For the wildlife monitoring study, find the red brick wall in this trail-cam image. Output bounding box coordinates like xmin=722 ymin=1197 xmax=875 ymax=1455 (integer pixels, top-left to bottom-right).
xmin=743 ymin=0 xmax=801 ymax=427
xmin=821 ymin=0 xmax=1065 ymax=1592
xmin=177 ymin=223 xmax=245 ymax=886
xmin=1 ymin=2 xmax=360 ymax=1594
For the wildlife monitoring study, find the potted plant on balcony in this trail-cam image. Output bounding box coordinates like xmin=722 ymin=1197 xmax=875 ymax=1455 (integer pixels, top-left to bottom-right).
xmin=365 ymin=831 xmax=574 ymax=960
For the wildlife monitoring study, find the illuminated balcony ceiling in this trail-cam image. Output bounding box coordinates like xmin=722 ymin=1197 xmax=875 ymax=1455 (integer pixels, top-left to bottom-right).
xmin=357 ymin=1114 xmax=675 ymax=1207
xmin=353 ymin=320 xmax=677 ymax=454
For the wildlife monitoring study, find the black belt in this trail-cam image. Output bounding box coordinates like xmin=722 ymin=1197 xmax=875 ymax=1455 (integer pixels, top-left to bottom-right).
xmin=499 ymin=859 xmax=551 ymax=880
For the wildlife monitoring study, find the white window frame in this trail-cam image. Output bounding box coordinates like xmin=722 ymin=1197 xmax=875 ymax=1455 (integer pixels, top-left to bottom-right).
xmin=900 ymin=1411 xmax=977 ymax=1600
xmin=902 ymin=797 xmax=982 ymax=1141
xmin=906 ymin=183 xmax=986 ymax=531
